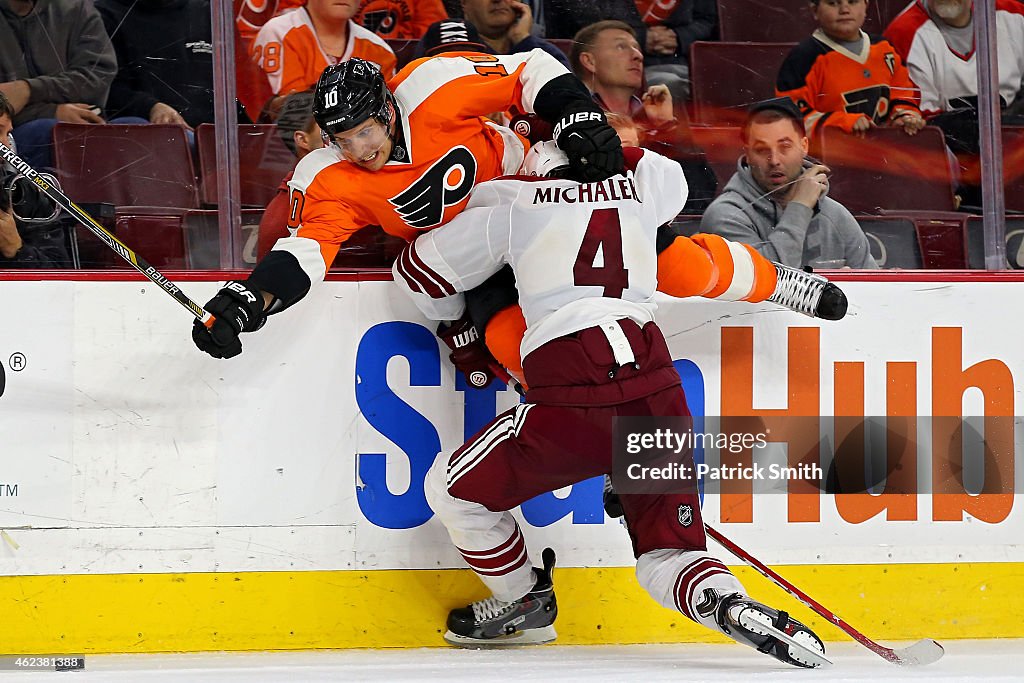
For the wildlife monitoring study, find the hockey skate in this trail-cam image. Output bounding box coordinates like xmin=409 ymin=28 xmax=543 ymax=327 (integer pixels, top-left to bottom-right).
xmin=713 ymin=592 xmax=831 ymax=668
xmin=444 ymin=548 xmax=558 ymax=648
xmin=768 ymin=262 xmax=847 ymax=320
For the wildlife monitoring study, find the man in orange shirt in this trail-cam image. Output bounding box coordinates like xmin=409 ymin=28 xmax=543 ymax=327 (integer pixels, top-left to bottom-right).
xmin=192 ymin=51 xmax=624 ymax=378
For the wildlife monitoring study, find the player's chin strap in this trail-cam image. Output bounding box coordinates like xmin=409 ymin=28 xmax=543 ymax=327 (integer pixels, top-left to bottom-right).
xmin=767 ymin=263 xmax=848 ymax=320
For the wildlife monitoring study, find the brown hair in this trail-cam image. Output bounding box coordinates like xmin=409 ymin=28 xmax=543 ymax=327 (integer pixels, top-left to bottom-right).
xmin=0 ymin=91 xmax=14 ymax=121
xmin=569 ymin=20 xmax=637 ymax=79
xmin=742 ymin=108 xmax=806 ymax=144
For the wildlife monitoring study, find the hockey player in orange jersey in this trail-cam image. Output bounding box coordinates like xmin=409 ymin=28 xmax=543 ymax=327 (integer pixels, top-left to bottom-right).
xmin=192 ymin=49 xmax=626 ymax=371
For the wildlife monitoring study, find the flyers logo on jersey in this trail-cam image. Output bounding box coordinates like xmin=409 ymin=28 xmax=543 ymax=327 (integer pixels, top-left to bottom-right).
xmin=389 ymin=146 xmax=478 ymax=229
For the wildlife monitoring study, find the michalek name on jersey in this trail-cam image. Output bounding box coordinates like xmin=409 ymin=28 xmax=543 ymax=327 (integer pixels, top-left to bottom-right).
xmin=532 ymin=175 xmax=641 ymax=205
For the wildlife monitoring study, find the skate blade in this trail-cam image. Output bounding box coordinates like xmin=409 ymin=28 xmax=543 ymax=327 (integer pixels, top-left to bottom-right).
xmin=738 ymin=610 xmax=832 ymax=668
xmin=443 ymin=625 xmax=557 ymax=648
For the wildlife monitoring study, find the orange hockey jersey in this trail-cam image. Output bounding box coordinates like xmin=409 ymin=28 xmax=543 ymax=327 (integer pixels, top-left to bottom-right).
xmin=776 ymin=30 xmax=920 ymax=136
xmin=253 ymin=8 xmax=397 ymax=96
xmin=274 ymin=50 xmax=571 ymax=284
xmin=238 ymin=0 xmax=448 ymax=47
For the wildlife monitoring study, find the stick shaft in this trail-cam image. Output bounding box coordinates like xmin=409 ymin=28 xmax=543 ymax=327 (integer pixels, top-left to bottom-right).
xmin=0 ymin=143 xmax=211 ymax=323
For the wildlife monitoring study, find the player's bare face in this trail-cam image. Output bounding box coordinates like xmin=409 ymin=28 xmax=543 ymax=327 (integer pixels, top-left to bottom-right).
xmin=587 ymin=29 xmax=644 ymax=91
xmin=331 ymin=118 xmax=392 ymax=170
xmin=813 ymin=0 xmax=866 ymax=43
xmin=745 ymin=119 xmax=809 ymax=196
xmin=307 ymin=0 xmax=357 ymax=22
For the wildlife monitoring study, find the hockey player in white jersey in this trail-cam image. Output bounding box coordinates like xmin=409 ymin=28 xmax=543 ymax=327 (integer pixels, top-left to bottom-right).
xmin=393 ymin=141 xmax=844 ymax=667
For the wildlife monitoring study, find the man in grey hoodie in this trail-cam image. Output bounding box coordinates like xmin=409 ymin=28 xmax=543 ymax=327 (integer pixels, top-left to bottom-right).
xmin=0 ymin=0 xmax=118 ymax=168
xmin=701 ymin=98 xmax=877 ymax=269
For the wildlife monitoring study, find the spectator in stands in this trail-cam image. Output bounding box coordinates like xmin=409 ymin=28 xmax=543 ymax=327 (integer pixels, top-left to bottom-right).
xmin=0 ymin=92 xmax=72 ymax=267
xmin=0 ymin=0 xmax=118 ymax=169
xmin=777 ymin=0 xmax=925 ymax=140
xmin=256 ymin=91 xmax=322 ymax=260
xmin=96 ymin=0 xmax=214 ymax=129
xmin=457 ymin=0 xmax=570 ymax=69
xmin=885 ymin=0 xmax=1024 ymax=153
xmin=571 ymin=20 xmax=717 ymax=211
xmin=253 ymin=0 xmax=397 ymax=120
xmin=237 ymin=0 xmax=448 ymax=45
xmin=415 ymin=17 xmax=493 ymax=58
xmin=701 ymin=98 xmax=877 ymax=269
xmin=569 ymin=21 xmax=679 ymax=137
xmin=634 ymin=0 xmax=718 ymax=101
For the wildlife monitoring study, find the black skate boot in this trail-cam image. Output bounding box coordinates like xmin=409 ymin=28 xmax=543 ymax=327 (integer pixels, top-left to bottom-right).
xmin=444 ymin=548 xmax=558 ymax=647
xmin=715 ymin=592 xmax=830 ymax=668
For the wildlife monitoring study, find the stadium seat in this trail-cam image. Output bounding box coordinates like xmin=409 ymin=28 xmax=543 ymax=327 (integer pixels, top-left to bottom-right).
xmin=1003 ymin=126 xmax=1024 ymax=213
xmin=966 ymin=215 xmax=1024 ymax=269
xmin=818 ymin=126 xmax=957 ymax=213
xmin=196 ymin=124 xmax=295 ymax=208
xmin=689 ymin=42 xmax=796 ymax=125
xmin=855 ymin=215 xmax=923 ymax=268
xmin=182 ymin=208 xmax=266 ymax=269
xmin=716 ymin=0 xmax=816 ymax=42
xmin=689 ymin=126 xmax=744 ymax=190
xmin=717 ymin=0 xmax=910 ymax=42
xmin=52 ymin=123 xmax=198 ymax=209
xmin=874 ymin=210 xmax=969 ymax=269
xmin=387 ymin=39 xmax=420 ymax=70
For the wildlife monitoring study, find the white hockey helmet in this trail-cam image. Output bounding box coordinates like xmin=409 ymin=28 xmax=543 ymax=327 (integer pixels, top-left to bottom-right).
xmin=521 ymin=140 xmax=570 ymax=177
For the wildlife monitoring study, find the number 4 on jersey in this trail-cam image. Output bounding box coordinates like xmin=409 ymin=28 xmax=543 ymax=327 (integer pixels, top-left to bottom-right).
xmin=573 ymin=208 xmax=630 ymax=297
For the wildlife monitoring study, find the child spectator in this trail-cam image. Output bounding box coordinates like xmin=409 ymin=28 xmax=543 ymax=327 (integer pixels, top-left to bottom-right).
xmin=777 ymin=0 xmax=925 ymax=140
xmin=237 ymin=0 xmax=448 ymax=46
xmin=253 ymin=0 xmax=396 ymax=120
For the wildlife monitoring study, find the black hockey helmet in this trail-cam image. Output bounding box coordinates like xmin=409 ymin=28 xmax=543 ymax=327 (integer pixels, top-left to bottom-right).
xmin=313 ymin=58 xmax=395 ymax=136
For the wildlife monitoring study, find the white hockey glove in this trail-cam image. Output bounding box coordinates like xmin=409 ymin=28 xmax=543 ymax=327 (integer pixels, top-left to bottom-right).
xmin=768 ymin=263 xmax=848 ymax=320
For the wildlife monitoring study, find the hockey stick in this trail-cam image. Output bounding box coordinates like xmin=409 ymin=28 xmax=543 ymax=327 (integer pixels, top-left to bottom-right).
xmin=705 ymin=524 xmax=944 ymax=666
xmin=0 ymin=143 xmax=213 ymax=326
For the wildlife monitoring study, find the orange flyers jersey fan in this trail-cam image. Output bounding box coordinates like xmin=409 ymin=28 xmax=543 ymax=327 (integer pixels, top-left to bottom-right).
xmin=776 ymin=30 xmax=920 ymax=136
xmin=253 ymin=8 xmax=397 ymax=95
xmin=276 ymin=50 xmax=569 ymax=284
xmin=238 ymin=0 xmax=448 ymax=46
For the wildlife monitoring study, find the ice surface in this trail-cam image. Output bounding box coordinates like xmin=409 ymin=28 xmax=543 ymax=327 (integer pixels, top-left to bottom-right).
xmin=17 ymin=639 xmax=1023 ymax=682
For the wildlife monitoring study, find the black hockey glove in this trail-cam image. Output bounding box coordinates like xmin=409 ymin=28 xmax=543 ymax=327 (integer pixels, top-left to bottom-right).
xmin=553 ymin=105 xmax=624 ymax=183
xmin=437 ymin=314 xmax=497 ymax=389
xmin=192 ymin=280 xmax=266 ymax=359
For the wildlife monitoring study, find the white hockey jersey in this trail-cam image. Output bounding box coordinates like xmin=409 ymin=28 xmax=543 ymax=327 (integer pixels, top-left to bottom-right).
xmin=393 ymin=147 xmax=687 ymax=359
xmin=886 ymin=1 xmax=1024 ymax=115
